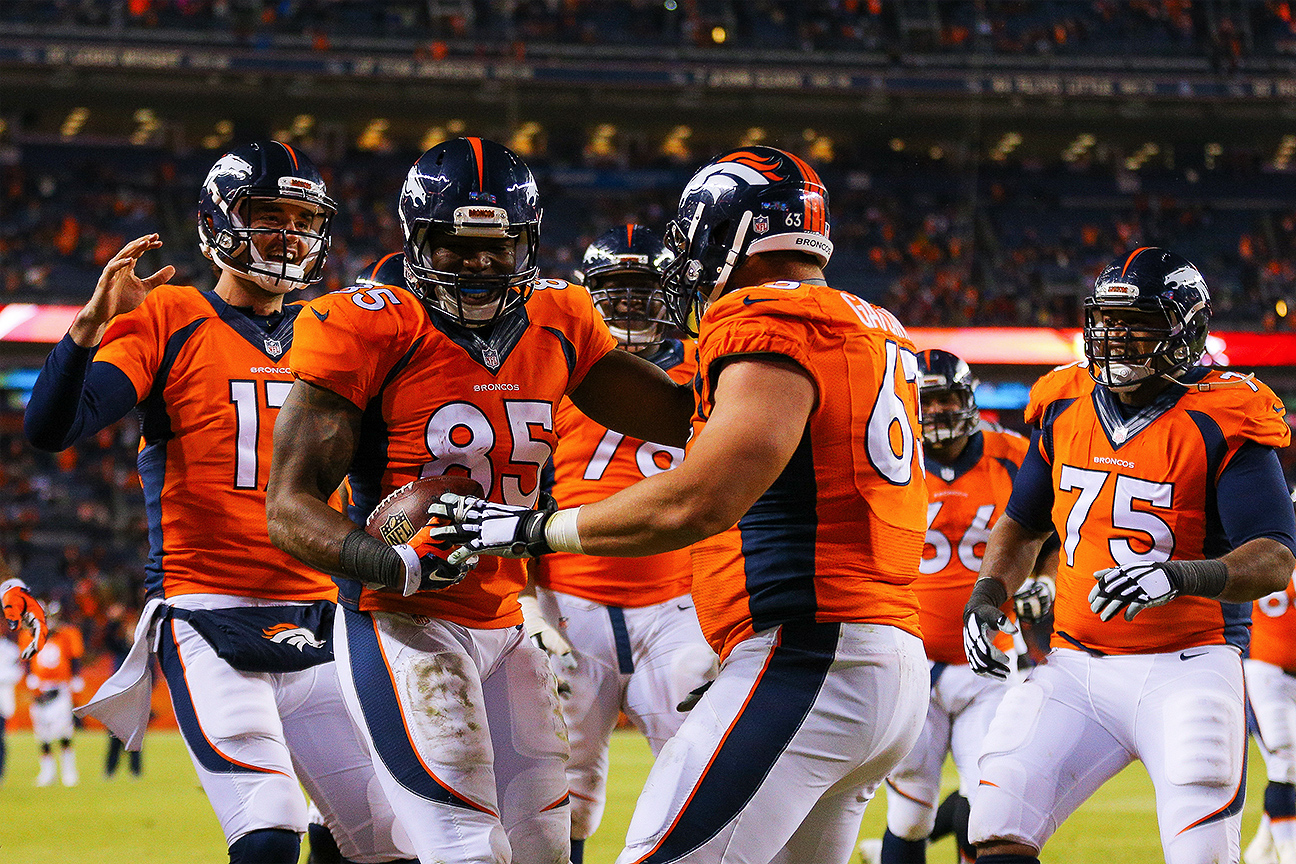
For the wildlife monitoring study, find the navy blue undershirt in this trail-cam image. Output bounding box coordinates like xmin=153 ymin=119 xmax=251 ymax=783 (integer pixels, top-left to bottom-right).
xmin=24 ymin=334 xmax=140 ymax=452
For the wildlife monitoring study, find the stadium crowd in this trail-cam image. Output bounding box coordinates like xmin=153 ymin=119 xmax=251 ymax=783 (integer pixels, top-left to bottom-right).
xmin=6 ymin=0 xmax=1296 ymax=63
xmin=6 ymin=141 xmax=1296 ymax=330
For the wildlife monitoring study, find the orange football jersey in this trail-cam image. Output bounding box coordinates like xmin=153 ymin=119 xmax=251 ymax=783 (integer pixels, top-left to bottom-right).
xmin=1026 ymin=362 xmax=1291 ymax=655
xmin=1251 ymin=574 xmax=1296 ymax=671
xmin=22 ymin=626 xmax=83 ymax=687
xmin=533 ymin=340 xmax=697 ymax=607
xmin=918 ymin=427 xmax=1028 ymax=664
xmin=687 ymin=281 xmax=928 ymax=661
xmin=92 ymin=285 xmax=337 ymax=602
xmin=291 ymin=278 xmax=617 ymax=627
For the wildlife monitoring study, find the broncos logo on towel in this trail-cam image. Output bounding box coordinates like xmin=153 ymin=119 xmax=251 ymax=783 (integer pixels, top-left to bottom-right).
xmin=262 ymin=623 xmax=326 ymax=651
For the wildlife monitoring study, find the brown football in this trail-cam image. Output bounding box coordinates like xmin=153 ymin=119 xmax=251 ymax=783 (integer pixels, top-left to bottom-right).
xmin=364 ymin=475 xmax=484 ymax=546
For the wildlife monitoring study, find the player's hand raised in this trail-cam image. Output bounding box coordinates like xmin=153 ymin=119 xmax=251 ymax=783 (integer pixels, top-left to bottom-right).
xmin=1 ymin=578 xmax=48 ymax=660
xmin=963 ymin=578 xmax=1017 ymax=680
xmin=429 ymin=494 xmax=555 ymax=566
xmin=70 ymin=234 xmax=175 ymax=347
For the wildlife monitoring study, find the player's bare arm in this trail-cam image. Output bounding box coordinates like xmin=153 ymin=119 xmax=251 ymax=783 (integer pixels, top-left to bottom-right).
xmin=69 ymin=234 xmax=175 ymax=348
xmin=574 ymin=354 xmax=815 ymax=555
xmin=439 ymin=354 xmax=816 ymax=563
xmin=570 ymin=348 xmax=694 ymax=448
xmin=980 ymin=515 xmax=1054 ymax=598
xmin=266 ymin=378 xmax=363 ymax=576
xmin=1215 ymin=537 xmax=1295 ymax=602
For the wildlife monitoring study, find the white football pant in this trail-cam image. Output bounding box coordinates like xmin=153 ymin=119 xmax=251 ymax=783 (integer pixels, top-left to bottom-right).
xmin=333 ymin=606 xmax=571 ymax=864
xmin=970 ymin=645 xmax=1246 ymax=863
xmin=29 ymin=686 xmax=74 ymax=743
xmin=616 ymin=622 xmax=928 ymax=864
xmin=537 ymin=587 xmax=718 ymax=840
xmin=885 ymin=661 xmax=1012 ymax=840
xmin=1246 ymin=659 xmax=1296 ymax=784
xmin=158 ymin=597 xmax=411 ymax=862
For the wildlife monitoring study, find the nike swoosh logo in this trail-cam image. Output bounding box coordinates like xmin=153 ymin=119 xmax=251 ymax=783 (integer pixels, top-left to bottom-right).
xmin=743 ymin=296 xmax=776 ymax=305
xmin=676 ymin=604 xmax=694 ymax=611
xmin=312 ymin=308 xmax=329 ymax=322
xmin=1180 ymin=650 xmax=1208 ymax=660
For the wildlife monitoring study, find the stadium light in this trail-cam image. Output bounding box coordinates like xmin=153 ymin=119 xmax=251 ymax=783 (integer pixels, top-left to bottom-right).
xmin=889 ymin=138 xmax=905 ymax=152
xmin=358 ymin=118 xmax=390 ymax=151
xmin=59 ymin=108 xmax=89 ymax=139
xmin=661 ymin=125 xmax=692 ymax=161
xmin=1273 ymin=135 xmax=1296 ymax=170
xmin=1278 ymin=299 xmax=1289 ymax=318
xmin=1205 ymin=142 xmax=1223 ymax=169
xmin=711 ymin=26 xmax=727 ymax=44
xmin=131 ymin=109 xmax=160 ymax=145
xmin=739 ymin=127 xmax=766 ymax=147
xmin=510 ymin=121 xmax=543 ymax=157
xmin=202 ymin=120 xmax=233 ymax=150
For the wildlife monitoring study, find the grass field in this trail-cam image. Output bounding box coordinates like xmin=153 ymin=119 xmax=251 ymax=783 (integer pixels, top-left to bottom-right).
xmin=0 ymin=728 xmax=1269 ymax=862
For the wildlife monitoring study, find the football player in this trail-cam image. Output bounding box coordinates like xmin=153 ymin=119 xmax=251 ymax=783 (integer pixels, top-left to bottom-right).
xmin=1243 ymin=514 xmax=1296 ymax=864
xmin=432 ymin=146 xmax=932 ymax=863
xmin=20 ymin=600 xmax=82 ymax=787
xmin=265 ymin=138 xmax=695 ymax=864
xmin=1 ymin=577 xmax=48 ymax=660
xmin=24 ymin=142 xmax=412 ymax=864
xmin=529 ymin=225 xmax=718 ymax=863
xmin=876 ymin=349 xmax=1056 ymax=864
xmin=962 ymin=248 xmax=1296 ymax=864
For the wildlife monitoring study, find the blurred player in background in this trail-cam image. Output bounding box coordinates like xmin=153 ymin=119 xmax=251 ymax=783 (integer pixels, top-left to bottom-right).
xmin=433 ymin=146 xmax=931 ymax=864
xmin=530 ymin=225 xmax=718 ymax=863
xmin=23 ymin=141 xmax=410 ymax=864
xmin=0 ymin=624 xmax=20 ymax=784
xmin=22 ymin=600 xmax=83 ymax=787
xmin=1243 ymin=498 xmax=1296 ymax=864
xmin=2 ymin=576 xmax=48 ymax=661
xmin=963 ymin=248 xmax=1296 ymax=864
xmin=870 ymin=349 xmax=1056 ymax=864
xmin=266 ymin=137 xmax=694 ymax=864
xmin=101 ymin=603 xmax=143 ymax=779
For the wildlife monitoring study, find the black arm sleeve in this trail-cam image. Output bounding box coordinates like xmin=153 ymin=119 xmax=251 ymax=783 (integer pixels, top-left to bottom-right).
xmin=1004 ymin=429 xmax=1056 ymax=533
xmin=24 ymin=334 xmax=139 ymax=452
xmin=1216 ymin=441 xmax=1296 ymax=557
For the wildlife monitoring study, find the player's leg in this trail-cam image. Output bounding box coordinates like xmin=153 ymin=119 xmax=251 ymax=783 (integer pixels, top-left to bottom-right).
xmin=156 ymin=617 xmax=305 ymax=861
xmin=482 ymin=630 xmax=572 ymax=864
xmin=278 ymin=659 xmax=414 ymax=863
xmin=332 ymin=605 xmax=512 ymax=864
xmin=30 ymin=693 xmax=58 ymax=786
xmin=619 ymin=597 xmax=718 ymax=755
xmin=0 ymin=714 xmax=6 ymax=782
xmin=880 ymin=668 xmax=951 ymax=863
xmin=1246 ymin=659 xmax=1296 ymax=864
xmin=616 ymin=622 xmax=928 ymax=864
xmin=946 ymin=669 xmax=1010 ymax=862
xmin=1138 ymin=647 xmax=1247 ymax=864
xmin=48 ymin=686 xmax=77 ymax=786
xmin=539 ymin=589 xmax=627 ymax=857
xmin=969 ymin=650 xmax=1134 ymax=857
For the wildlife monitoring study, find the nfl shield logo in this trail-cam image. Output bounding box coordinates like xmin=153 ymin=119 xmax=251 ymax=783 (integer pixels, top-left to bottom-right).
xmin=264 ymin=338 xmax=283 ymax=357
xmin=379 ymin=512 xmax=415 ymax=545
xmin=482 ymin=344 xmax=501 ymax=370
xmin=753 ymin=215 xmax=770 ymax=235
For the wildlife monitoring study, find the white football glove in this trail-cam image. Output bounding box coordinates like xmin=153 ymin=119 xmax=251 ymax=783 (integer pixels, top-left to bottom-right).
xmin=1089 ymin=561 xmax=1179 ymax=622
xmin=963 ymin=578 xmax=1017 ymax=680
xmin=1014 ymin=575 xmax=1055 ymax=623
xmin=519 ymin=594 xmax=577 ymax=674
xmin=429 ymin=495 xmax=555 ymax=566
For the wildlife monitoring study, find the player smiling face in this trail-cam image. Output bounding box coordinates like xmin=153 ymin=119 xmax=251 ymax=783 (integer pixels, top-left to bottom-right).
xmin=242 ymin=199 xmax=324 ymax=269
xmin=420 ymin=229 xmax=520 ymax=322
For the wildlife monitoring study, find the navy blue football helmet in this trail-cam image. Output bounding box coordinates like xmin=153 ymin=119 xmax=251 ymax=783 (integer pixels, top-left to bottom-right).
xmin=662 ymin=146 xmax=832 ymax=335
xmin=580 ymin=225 xmax=674 ymax=349
xmin=398 ymin=137 xmax=541 ymax=327
xmin=351 ymin=252 xmax=406 ymax=289
xmin=1084 ymin=247 xmax=1211 ymax=391
xmin=198 ymin=140 xmax=335 ymax=294
xmin=916 ymin=349 xmax=980 ymax=445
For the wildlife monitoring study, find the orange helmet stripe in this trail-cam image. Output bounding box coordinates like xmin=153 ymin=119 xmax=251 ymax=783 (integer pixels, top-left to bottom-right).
xmin=467 ymin=137 xmax=486 ymax=191
xmin=370 ymin=252 xmax=401 ymax=283
xmin=626 ymin=223 xmax=635 ymax=246
xmin=278 ymin=141 xmax=300 ymax=171
xmin=1121 ymin=246 xmax=1153 ymax=277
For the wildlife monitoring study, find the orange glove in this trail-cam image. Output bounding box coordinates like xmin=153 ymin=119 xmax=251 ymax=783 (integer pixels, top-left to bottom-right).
xmin=1 ymin=578 xmax=48 ymax=660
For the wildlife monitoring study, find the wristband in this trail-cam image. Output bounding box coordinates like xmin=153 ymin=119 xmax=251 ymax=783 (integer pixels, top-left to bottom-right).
xmin=1168 ymin=558 xmax=1228 ymax=598
xmin=968 ymin=577 xmax=1009 ymax=610
xmin=544 ymin=507 xmax=584 ymax=555
xmin=340 ymin=529 xmax=404 ymax=591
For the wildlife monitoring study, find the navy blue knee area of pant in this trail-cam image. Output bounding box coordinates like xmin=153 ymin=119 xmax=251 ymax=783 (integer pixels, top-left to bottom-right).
xmin=229 ymin=828 xmax=300 ymax=864
xmin=882 ymin=828 xmax=927 ymax=863
xmin=1266 ymin=782 xmax=1296 ymax=818
xmin=976 ymin=855 xmax=1040 ymax=864
xmin=570 ymin=838 xmax=585 ymax=864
